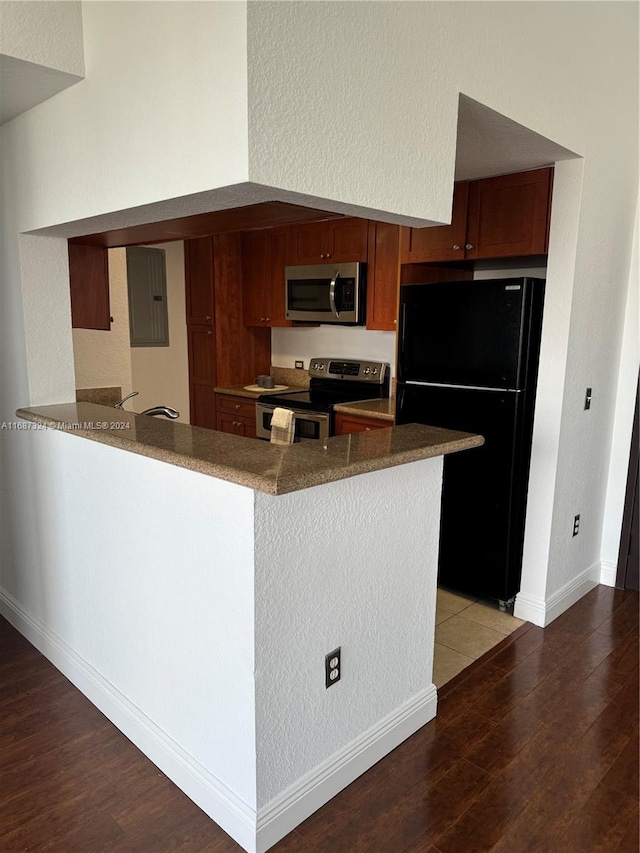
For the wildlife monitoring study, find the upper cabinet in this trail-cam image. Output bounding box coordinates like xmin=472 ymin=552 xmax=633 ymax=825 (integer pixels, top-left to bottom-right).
xmin=241 ymin=227 xmax=291 ymax=328
xmin=401 ymin=167 xmax=553 ymax=264
xmin=290 ymin=218 xmax=368 ymax=264
xmin=68 ymin=243 xmax=111 ymax=330
xmin=465 ymin=168 xmax=552 ymax=260
xmin=366 ymin=221 xmax=401 ymax=331
xmin=185 ymin=237 xmax=215 ymax=325
xmin=402 ymin=182 xmax=469 ymax=264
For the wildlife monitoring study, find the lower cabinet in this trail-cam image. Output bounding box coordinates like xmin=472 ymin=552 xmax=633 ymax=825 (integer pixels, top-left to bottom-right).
xmin=334 ymin=412 xmax=392 ymax=435
xmin=215 ymin=394 xmax=258 ymax=439
xmin=187 ymin=324 xmax=216 ymax=429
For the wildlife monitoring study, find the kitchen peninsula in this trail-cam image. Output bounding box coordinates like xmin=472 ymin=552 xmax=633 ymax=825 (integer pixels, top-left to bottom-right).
xmin=14 ymin=403 xmax=481 ymax=853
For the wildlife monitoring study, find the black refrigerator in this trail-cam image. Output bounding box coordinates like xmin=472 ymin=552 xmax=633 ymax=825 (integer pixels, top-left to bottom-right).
xmin=396 ymin=277 xmax=545 ymax=606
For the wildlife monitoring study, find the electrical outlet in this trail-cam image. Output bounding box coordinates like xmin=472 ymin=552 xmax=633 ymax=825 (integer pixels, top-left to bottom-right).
xmin=573 ymin=514 xmax=580 ymax=537
xmin=325 ymin=647 xmax=341 ymax=688
xmin=584 ymin=388 xmax=593 ymax=410
xmin=295 ymin=360 xmax=304 ymax=369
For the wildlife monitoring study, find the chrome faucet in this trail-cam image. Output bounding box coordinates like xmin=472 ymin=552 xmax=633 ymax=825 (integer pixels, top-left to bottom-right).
xmin=114 ymin=391 xmax=179 ymax=419
xmin=140 ymin=405 xmax=180 ymax=419
xmin=114 ymin=390 xmax=139 ymax=409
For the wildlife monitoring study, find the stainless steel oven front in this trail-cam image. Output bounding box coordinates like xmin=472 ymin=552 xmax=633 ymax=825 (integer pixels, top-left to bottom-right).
xmin=255 ymin=403 xmax=331 ymax=443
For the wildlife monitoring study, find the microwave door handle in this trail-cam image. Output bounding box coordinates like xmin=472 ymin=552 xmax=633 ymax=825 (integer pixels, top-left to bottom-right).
xmin=329 ymin=272 xmax=341 ymax=319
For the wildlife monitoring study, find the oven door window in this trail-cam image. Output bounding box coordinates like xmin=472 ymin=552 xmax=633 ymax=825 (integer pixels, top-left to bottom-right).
xmin=260 ymin=409 xmax=324 ymax=441
xmin=294 ymin=417 xmax=322 ymax=441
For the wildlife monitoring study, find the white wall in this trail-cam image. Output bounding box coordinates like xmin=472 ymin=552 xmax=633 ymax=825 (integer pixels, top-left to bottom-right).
xmin=271 ymin=326 xmax=396 ymax=375
xmin=601 ymin=204 xmax=640 ymax=582
xmin=130 ymin=242 xmax=190 ymax=423
xmin=254 ymin=459 xmax=442 ymax=809
xmin=0 ymin=426 xmax=257 ymax=821
xmin=73 ymin=248 xmax=133 ymax=398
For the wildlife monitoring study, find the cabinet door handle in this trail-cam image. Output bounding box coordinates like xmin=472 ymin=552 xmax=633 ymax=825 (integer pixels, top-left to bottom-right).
xmin=207 ymin=331 xmax=213 ymax=336
xmin=452 ymin=244 xmax=461 ymax=251
xmin=465 ymin=243 xmax=474 ymax=250
xmin=206 ymin=315 xmax=212 ymax=320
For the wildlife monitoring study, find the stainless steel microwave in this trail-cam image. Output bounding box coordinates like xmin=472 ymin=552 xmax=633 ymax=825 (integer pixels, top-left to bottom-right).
xmin=285 ymin=262 xmax=366 ymax=325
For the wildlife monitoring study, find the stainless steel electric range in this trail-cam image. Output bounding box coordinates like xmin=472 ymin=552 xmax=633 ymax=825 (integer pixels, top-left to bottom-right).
xmin=255 ymin=358 xmax=391 ymax=442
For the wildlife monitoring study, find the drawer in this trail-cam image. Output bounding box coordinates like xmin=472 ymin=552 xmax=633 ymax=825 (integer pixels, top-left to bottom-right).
xmin=216 ymin=394 xmax=257 ymax=419
xmin=216 ymin=411 xmax=257 ymax=439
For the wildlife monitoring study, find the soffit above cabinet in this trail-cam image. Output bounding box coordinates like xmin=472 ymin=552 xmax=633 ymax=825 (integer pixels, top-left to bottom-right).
xmin=69 ymin=202 xmax=345 ymax=250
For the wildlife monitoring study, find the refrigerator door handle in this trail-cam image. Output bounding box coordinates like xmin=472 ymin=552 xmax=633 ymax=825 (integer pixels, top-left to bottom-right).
xmin=397 ymin=384 xmax=405 ymax=415
xmin=399 ymin=302 xmax=409 ymax=378
xmin=405 ymin=380 xmax=523 ymax=393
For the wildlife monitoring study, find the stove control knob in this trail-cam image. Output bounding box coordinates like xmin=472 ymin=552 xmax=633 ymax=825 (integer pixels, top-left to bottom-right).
xmin=372 ymin=368 xmax=379 ymax=376
xmin=364 ymin=367 xmax=371 ymax=374
xmin=319 ymin=363 xmax=325 ymax=370
xmin=312 ymin=362 xmax=318 ymax=370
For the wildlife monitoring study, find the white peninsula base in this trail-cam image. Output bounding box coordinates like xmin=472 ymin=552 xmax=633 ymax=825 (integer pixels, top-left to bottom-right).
xmin=1 ymin=426 xmax=444 ymax=852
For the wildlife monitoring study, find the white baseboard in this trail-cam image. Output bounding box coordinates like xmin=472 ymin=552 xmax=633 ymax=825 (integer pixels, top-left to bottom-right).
xmin=1 ymin=587 xmax=437 ymax=853
xmin=514 ymin=561 xmax=600 ymax=627
xmin=513 ymin=591 xmax=547 ymax=626
xmin=255 ymin=685 xmax=438 ymax=853
xmin=0 ymin=588 xmax=258 ymax=853
xmin=599 ymin=560 xmax=618 ymax=588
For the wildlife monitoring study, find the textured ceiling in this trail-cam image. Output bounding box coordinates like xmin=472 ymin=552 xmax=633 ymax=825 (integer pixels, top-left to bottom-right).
xmin=455 ymin=95 xmax=578 ymax=181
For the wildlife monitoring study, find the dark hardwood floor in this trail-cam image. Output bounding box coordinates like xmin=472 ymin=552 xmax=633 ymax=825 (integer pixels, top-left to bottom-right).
xmin=1 ymin=584 xmax=637 ymax=852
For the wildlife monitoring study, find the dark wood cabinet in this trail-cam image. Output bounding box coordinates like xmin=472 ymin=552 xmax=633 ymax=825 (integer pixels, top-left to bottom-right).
xmin=334 ymin=412 xmax=391 ymax=435
xmin=401 ymin=168 xmax=552 ymax=264
xmin=465 ymin=167 xmax=552 ymax=259
xmin=187 ymin=324 xmax=216 ymax=429
xmin=213 ymin=232 xmax=271 ymax=386
xmin=215 ymin=394 xmax=257 ymax=439
xmin=401 ymin=182 xmax=469 ymax=264
xmin=185 ymin=237 xmax=214 ymax=325
xmin=241 ymin=227 xmax=291 ymax=328
xmin=185 ymin=235 xmax=270 ymax=430
xmin=366 ymin=221 xmax=401 ymax=331
xmin=68 ymin=243 xmax=111 ymax=330
xmin=289 ymin=218 xmax=368 ymax=264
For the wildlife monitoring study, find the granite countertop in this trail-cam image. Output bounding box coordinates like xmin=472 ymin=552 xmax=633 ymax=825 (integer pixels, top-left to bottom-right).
xmin=214 ymin=384 xmax=307 ymax=400
xmin=16 ymin=402 xmax=483 ymax=496
xmin=333 ymin=397 xmax=396 ymax=422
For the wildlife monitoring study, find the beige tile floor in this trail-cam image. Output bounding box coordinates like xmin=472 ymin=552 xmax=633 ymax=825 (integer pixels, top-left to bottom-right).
xmin=433 ymin=588 xmax=525 ymax=688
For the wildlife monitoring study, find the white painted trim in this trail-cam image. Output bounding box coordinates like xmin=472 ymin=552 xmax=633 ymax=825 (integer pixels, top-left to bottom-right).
xmin=0 ymin=588 xmax=258 ymax=853
xmin=599 ymin=560 xmax=618 ymax=588
xmin=255 ymin=685 xmax=438 ymax=853
xmin=544 ymin=562 xmax=601 ymax=625
xmin=514 ymin=561 xmax=600 ymax=627
xmin=513 ymin=591 xmax=547 ymax=626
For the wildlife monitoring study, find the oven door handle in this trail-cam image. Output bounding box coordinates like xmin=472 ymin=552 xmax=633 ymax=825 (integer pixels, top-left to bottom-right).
xmin=329 ymin=272 xmax=341 ymax=319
